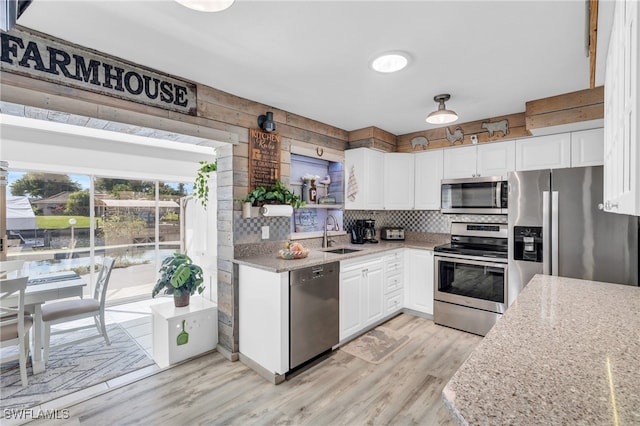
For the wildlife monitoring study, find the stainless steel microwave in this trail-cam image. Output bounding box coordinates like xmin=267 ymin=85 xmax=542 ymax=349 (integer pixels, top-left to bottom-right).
xmin=441 ymin=176 xmax=508 ymax=214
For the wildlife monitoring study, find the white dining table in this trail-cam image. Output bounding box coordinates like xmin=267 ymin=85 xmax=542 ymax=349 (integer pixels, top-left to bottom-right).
xmin=23 ymin=271 xmax=87 ymax=373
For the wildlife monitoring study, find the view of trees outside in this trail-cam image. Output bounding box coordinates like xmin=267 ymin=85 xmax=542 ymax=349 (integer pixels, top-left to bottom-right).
xmin=5 ymin=170 xmax=190 ymax=303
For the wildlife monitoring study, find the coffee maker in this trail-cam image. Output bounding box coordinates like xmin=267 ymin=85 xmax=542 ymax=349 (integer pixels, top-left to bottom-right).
xmin=363 ymin=219 xmax=378 ymax=243
xmin=351 ymin=220 xmax=365 ymax=244
xmin=351 ymin=219 xmax=378 ymax=244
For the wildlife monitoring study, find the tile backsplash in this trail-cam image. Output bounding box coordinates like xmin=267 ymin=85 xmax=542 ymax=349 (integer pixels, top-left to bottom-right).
xmin=234 ymin=209 xmax=507 ymax=245
xmin=344 ymin=210 xmax=507 ymax=234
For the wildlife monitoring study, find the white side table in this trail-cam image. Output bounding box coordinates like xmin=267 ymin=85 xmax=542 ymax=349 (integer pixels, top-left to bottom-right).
xmin=151 ymin=296 xmax=218 ymax=368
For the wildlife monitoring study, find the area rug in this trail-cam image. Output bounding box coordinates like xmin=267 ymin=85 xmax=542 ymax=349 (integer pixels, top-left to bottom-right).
xmin=340 ymin=326 xmax=410 ymax=364
xmin=0 ymin=324 xmax=154 ymax=411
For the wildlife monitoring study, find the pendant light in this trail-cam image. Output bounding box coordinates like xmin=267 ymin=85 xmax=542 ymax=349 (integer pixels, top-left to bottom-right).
xmin=175 ymin=0 xmax=234 ymax=12
xmin=426 ymin=94 xmax=458 ymax=125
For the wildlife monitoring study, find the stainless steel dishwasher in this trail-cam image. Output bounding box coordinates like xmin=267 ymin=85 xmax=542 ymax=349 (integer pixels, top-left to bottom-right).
xmin=289 ymin=261 xmax=340 ymax=370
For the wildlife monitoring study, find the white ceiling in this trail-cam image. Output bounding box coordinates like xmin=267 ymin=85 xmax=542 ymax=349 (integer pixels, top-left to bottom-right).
xmin=16 ymin=0 xmax=615 ymax=137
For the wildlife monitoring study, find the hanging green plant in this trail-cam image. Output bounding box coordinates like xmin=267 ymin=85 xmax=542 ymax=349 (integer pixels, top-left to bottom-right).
xmin=194 ymin=160 xmax=217 ymax=209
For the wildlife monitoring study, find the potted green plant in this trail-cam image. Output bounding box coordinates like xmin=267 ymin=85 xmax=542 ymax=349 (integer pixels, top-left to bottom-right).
xmin=193 ymin=160 xmax=217 ymax=209
xmin=240 ymin=180 xmax=305 ymax=209
xmin=152 ymin=253 xmax=205 ymax=307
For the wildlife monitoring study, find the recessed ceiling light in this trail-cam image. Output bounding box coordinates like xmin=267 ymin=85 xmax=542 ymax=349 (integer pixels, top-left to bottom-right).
xmin=370 ymin=52 xmax=409 ymax=73
xmin=175 ymin=0 xmax=234 ymax=12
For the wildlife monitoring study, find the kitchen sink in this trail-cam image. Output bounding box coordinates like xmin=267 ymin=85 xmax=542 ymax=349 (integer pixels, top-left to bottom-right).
xmin=323 ymin=248 xmax=362 ymax=255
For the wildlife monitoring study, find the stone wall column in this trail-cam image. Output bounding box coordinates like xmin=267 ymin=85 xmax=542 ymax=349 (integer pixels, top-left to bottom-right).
xmin=215 ymin=144 xmax=238 ymax=357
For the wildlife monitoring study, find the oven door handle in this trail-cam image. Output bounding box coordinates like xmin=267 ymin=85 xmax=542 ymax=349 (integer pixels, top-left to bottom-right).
xmin=435 ymin=255 xmax=508 ymax=270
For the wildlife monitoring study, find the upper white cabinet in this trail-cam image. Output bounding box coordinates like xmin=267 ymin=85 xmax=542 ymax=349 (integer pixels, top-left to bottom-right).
xmin=604 ymin=0 xmax=639 ymax=216
xmin=515 ymin=133 xmax=571 ymax=171
xmin=345 ymin=148 xmax=385 ymax=210
xmin=414 ymin=149 xmax=444 ymax=210
xmin=443 ymin=141 xmax=515 ymax=179
xmin=476 ymin=140 xmax=515 ymax=177
xmin=384 ymin=153 xmax=415 ymax=210
xmin=443 ymin=145 xmax=477 ymax=179
xmin=571 ymin=128 xmax=604 ymax=167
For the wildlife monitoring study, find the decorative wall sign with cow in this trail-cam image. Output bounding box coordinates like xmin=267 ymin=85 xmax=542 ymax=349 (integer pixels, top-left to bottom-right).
xmin=410 ymin=136 xmax=429 ymax=150
xmin=481 ymin=119 xmax=509 ymax=137
xmin=445 ymin=127 xmax=464 ymax=145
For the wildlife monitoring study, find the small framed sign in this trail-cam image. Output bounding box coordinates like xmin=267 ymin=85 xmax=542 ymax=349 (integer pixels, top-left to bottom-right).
xmin=248 ymin=129 xmax=281 ymax=189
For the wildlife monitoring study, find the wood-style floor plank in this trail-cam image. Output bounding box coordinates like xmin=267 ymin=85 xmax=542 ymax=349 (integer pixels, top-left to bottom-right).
xmin=30 ymin=314 xmax=481 ymax=426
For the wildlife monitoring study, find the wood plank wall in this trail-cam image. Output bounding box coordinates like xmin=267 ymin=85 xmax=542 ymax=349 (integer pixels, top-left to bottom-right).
xmin=525 ymin=86 xmax=604 ymax=131
xmin=0 ymin=69 xmax=349 ymax=357
xmin=396 ymin=112 xmax=528 ymax=152
xmin=348 ymin=126 xmax=397 ymax=152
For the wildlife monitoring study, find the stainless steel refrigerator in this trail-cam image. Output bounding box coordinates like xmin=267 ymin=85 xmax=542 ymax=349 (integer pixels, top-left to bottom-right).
xmin=508 ymin=166 xmax=639 ymax=304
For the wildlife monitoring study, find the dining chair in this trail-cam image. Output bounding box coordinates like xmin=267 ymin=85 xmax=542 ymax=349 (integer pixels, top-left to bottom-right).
xmin=0 ymin=260 xmax=26 ymax=278
xmin=42 ymin=257 xmax=115 ymax=362
xmin=0 ymin=276 xmax=32 ymax=387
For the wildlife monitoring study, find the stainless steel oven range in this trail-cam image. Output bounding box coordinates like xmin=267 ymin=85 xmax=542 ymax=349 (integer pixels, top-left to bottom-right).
xmin=433 ymin=222 xmax=508 ymax=336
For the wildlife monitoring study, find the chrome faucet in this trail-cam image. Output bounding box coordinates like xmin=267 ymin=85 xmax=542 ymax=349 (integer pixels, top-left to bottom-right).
xmin=323 ymin=214 xmax=339 ymax=248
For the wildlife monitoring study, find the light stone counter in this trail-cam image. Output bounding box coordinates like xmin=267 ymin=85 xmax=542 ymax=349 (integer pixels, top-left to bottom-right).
xmin=443 ymin=274 xmax=640 ymax=425
xmin=233 ymin=239 xmax=445 ymax=273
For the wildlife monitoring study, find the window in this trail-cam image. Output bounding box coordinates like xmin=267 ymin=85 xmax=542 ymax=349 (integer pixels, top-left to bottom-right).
xmin=4 ymin=170 xmax=192 ymax=304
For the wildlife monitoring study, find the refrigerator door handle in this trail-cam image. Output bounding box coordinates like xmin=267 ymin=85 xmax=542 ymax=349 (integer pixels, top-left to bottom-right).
xmin=543 ymin=191 xmax=551 ymax=275
xmin=551 ymin=191 xmax=559 ymax=276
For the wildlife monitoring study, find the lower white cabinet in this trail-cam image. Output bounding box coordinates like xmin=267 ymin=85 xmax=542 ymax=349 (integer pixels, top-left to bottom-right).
xmin=239 ymin=265 xmax=290 ymax=375
xmin=339 ymin=256 xmax=384 ymax=341
xmin=404 ymin=249 xmax=434 ymax=315
xmin=383 ymin=250 xmax=404 ymax=315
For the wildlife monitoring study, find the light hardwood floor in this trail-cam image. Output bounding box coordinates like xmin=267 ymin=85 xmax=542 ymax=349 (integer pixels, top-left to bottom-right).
xmin=32 ymin=313 xmax=481 ymax=426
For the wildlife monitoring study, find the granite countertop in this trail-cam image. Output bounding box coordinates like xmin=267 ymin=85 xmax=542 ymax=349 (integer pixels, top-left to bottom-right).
xmin=443 ymin=274 xmax=640 ymax=426
xmin=233 ymin=239 xmax=444 ymax=273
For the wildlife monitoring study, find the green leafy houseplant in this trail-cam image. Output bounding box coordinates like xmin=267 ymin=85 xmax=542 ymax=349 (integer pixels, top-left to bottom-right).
xmin=240 ymin=180 xmax=306 ymax=209
xmin=152 ymin=253 xmax=205 ymax=306
xmin=194 ymin=160 xmax=217 ymax=209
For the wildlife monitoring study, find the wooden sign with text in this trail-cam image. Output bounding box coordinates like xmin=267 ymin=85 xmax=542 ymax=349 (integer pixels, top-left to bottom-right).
xmin=249 ymin=129 xmax=281 ymax=189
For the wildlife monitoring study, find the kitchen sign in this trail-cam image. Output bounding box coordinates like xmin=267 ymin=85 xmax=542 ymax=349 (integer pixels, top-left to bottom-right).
xmin=249 ymin=128 xmax=281 ymax=189
xmin=0 ymin=28 xmax=197 ymax=115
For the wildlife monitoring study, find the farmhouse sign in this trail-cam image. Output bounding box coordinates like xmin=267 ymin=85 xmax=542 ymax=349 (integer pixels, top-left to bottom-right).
xmin=0 ymin=28 xmax=197 ymax=115
xmin=249 ymin=128 xmax=281 ymax=189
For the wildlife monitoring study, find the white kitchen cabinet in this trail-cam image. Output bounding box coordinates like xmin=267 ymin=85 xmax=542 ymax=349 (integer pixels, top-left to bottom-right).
xmin=515 ymin=133 xmax=571 ymax=171
xmin=443 ymin=141 xmax=514 ymax=179
xmin=363 ymin=263 xmax=385 ymax=325
xmin=384 ymin=153 xmax=415 ymax=210
xmin=339 ymin=267 xmax=365 ymax=339
xmin=339 ymin=256 xmax=385 ymax=341
xmin=603 ymin=0 xmax=639 ymax=216
xmin=383 ymin=250 xmax=404 ymax=315
xmin=414 ymin=149 xmax=444 ymax=210
xmin=239 ymin=265 xmax=289 ymax=375
xmin=571 ymin=128 xmax=604 ymax=167
xmin=476 ymin=140 xmax=515 ymax=177
xmin=442 ymin=145 xmax=477 ymax=179
xmin=345 ymin=148 xmax=385 ymax=210
xmin=404 ymin=249 xmax=434 ymax=316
